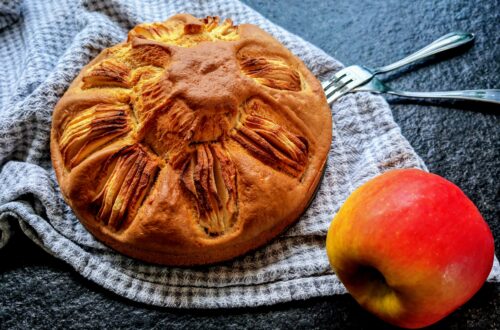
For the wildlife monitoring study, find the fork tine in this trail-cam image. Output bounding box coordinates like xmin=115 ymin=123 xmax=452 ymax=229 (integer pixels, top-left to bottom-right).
xmin=321 ymin=71 xmax=347 ymax=89
xmin=324 ymin=78 xmax=353 ymax=99
xmin=326 ymin=79 xmax=355 ymax=103
xmin=326 ymin=90 xmax=345 ymax=104
xmin=322 ymin=65 xmax=376 ymax=103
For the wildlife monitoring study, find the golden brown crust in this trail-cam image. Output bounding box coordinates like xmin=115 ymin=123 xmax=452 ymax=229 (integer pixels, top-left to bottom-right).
xmin=50 ymin=14 xmax=332 ymax=266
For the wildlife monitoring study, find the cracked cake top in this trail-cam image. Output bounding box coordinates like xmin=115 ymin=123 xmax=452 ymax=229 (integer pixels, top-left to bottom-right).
xmin=50 ymin=14 xmax=332 ymax=266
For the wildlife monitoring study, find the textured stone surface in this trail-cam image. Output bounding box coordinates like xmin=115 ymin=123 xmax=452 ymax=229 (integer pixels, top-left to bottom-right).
xmin=1 ymin=0 xmax=499 ymax=328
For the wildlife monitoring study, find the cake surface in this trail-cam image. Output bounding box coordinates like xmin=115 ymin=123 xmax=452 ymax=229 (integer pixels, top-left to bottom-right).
xmin=50 ymin=14 xmax=332 ymax=265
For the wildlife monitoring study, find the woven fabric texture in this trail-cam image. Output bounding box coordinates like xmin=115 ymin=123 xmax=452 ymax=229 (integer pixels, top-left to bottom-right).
xmin=0 ymin=0 xmax=498 ymax=308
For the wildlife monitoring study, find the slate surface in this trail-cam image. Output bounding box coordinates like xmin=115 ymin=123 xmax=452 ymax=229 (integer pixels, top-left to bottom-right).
xmin=1 ymin=0 xmax=499 ymax=328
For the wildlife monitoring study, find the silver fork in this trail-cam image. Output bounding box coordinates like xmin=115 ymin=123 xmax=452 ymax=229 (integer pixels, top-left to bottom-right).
xmin=322 ymin=32 xmax=475 ymax=103
xmin=353 ymin=76 xmax=500 ymax=104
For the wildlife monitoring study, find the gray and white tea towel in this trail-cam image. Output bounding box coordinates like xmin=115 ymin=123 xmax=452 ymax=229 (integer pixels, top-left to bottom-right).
xmin=0 ymin=0 xmax=498 ymax=308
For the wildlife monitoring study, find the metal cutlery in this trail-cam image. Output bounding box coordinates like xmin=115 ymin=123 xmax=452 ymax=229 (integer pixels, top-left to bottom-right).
xmin=322 ymin=32 xmax=476 ymax=103
xmin=353 ymin=76 xmax=500 ymax=104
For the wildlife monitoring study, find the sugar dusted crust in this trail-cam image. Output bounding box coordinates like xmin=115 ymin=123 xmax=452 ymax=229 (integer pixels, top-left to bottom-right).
xmin=50 ymin=14 xmax=332 ymax=265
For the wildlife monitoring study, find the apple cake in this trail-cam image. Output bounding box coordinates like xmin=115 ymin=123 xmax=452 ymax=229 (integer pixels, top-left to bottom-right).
xmin=50 ymin=14 xmax=332 ymax=265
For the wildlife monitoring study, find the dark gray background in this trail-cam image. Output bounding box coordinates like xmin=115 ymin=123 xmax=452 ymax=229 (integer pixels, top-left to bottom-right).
xmin=1 ymin=0 xmax=499 ymax=328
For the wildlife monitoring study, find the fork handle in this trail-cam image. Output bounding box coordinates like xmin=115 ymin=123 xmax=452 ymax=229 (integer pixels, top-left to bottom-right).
xmin=385 ymin=89 xmax=500 ymax=104
xmin=374 ymin=32 xmax=475 ymax=74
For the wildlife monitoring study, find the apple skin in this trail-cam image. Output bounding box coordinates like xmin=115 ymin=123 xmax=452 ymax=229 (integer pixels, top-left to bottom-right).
xmin=326 ymin=169 xmax=494 ymax=329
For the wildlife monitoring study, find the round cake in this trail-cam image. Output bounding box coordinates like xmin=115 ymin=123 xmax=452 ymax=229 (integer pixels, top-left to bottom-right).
xmin=50 ymin=14 xmax=332 ymax=265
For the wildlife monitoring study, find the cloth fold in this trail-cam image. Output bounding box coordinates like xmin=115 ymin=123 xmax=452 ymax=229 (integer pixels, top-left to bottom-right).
xmin=0 ymin=0 xmax=22 ymax=29
xmin=0 ymin=0 xmax=498 ymax=308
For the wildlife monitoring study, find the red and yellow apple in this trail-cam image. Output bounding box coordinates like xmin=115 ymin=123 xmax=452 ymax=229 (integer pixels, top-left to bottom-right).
xmin=326 ymin=169 xmax=494 ymax=329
